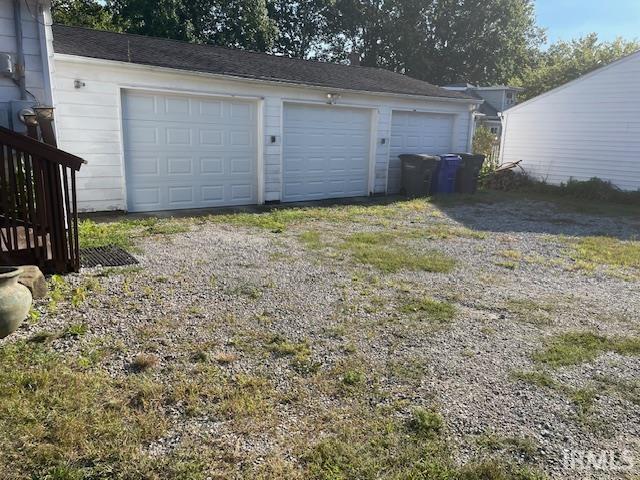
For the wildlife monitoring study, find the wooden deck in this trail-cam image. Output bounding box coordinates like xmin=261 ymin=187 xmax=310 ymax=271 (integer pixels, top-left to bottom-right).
xmin=0 ymin=125 xmax=85 ymax=274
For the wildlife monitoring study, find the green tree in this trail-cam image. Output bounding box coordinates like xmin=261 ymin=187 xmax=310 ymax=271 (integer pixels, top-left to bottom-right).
xmin=268 ymin=0 xmax=334 ymax=58
xmin=208 ymin=0 xmax=277 ymax=50
xmin=51 ymin=0 xmax=120 ymax=31
xmin=320 ymin=0 xmax=392 ymax=65
xmin=108 ymin=0 xmax=277 ymax=51
xmin=323 ymin=0 xmax=544 ymax=84
xmin=516 ymin=34 xmax=640 ymax=101
xmin=107 ymin=0 xmax=194 ymax=40
xmin=73 ymin=0 xmax=278 ymax=50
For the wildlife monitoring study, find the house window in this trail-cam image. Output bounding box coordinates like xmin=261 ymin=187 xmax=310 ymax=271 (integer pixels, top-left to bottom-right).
xmin=490 ymin=127 xmax=499 ymax=134
xmin=506 ymin=92 xmax=516 ymax=105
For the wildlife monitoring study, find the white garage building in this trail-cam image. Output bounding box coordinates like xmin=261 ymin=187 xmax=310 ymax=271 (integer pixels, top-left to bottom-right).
xmin=501 ymin=50 xmax=640 ymax=191
xmin=51 ymin=26 xmax=479 ymax=212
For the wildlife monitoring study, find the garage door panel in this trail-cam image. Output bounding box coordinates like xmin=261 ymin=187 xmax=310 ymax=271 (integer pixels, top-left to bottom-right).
xmin=199 ymin=130 xmax=223 ymax=145
xmin=283 ymin=103 xmax=371 ymax=202
xmin=199 ymin=100 xmax=222 ymax=117
xmin=168 ymin=186 xmax=193 ymax=204
xmin=167 ymin=157 xmax=193 ymax=175
xmin=200 ymin=157 xmax=224 ymax=174
xmin=123 ymin=91 xmax=257 ymax=212
xmin=388 ymin=111 xmax=454 ymax=194
xmin=124 ymin=94 xmax=156 ymax=115
xmin=202 ymin=185 xmax=224 ymax=202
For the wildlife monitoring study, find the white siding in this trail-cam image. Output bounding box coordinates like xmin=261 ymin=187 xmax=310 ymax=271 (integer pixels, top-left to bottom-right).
xmin=501 ymin=52 xmax=640 ymax=191
xmin=0 ymin=0 xmax=53 ymax=114
xmin=53 ymin=54 xmax=475 ymax=211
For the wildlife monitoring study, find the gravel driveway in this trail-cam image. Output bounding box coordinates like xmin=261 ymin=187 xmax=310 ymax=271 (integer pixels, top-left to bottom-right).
xmin=3 ymin=193 xmax=639 ymax=479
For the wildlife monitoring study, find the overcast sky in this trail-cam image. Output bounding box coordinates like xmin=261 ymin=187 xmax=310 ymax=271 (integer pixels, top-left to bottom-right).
xmin=536 ymin=0 xmax=640 ymax=44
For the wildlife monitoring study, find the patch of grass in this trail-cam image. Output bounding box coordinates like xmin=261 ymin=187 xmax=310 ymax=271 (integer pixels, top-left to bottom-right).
xmin=476 ymin=433 xmax=538 ymax=460
xmin=512 ymin=369 xmax=613 ymax=430
xmin=400 ymin=297 xmax=456 ymax=325
xmin=573 ymin=236 xmax=640 ymax=271
xmin=423 ymin=223 xmax=486 ymax=240
xmin=63 ymin=322 xmax=88 ymax=337
xmin=495 ymin=260 xmax=518 ymax=270
xmin=47 ymin=275 xmax=102 ymax=312
xmin=458 ymin=461 xmax=545 ymax=480
xmin=79 ymin=217 xmax=190 ymax=249
xmin=510 ymin=370 xmax=557 ymax=389
xmin=341 ymin=232 xmax=456 ymax=273
xmin=500 ymin=250 xmax=523 ymax=261
xmin=27 ymin=307 xmax=41 ymax=324
xmin=342 ymin=369 xmax=365 ymax=386
xmin=266 ymin=335 xmax=319 ymax=374
xmin=191 ymin=350 xmax=209 ymax=363
xmin=186 ymin=305 xmax=204 ymax=316
xmin=267 ymin=335 xmax=311 ymax=361
xmin=205 ymin=201 xmax=426 ymax=233
xmin=408 ymin=408 xmax=443 ymax=438
xmin=299 ymin=231 xmax=324 ymax=249
xmin=0 ymin=341 xmax=167 ymax=479
xmin=230 ymin=282 xmax=264 ymax=299
xmin=304 ymin=406 xmax=544 ymax=480
xmin=95 ymin=266 xmax=144 ymax=277
xmin=533 ymin=332 xmax=640 ymax=367
xmin=504 ymin=298 xmax=558 ymax=326
xmin=569 ymin=387 xmax=599 ymax=418
xmin=485 ymin=177 xmax=640 ymax=217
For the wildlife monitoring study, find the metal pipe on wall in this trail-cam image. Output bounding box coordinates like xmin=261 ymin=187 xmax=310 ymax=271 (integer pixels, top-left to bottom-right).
xmin=13 ymin=0 xmax=27 ymax=100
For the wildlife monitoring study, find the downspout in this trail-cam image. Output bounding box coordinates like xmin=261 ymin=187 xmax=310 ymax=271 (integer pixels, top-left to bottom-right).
xmin=498 ymin=112 xmax=507 ymax=165
xmin=467 ymin=103 xmax=481 ymax=153
xmin=13 ymin=0 xmax=27 ymax=100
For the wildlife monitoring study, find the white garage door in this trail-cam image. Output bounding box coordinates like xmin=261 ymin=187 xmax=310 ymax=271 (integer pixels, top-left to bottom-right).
xmin=388 ymin=111 xmax=454 ymax=193
xmin=282 ymin=103 xmax=371 ymax=202
xmin=123 ymin=91 xmax=257 ymax=212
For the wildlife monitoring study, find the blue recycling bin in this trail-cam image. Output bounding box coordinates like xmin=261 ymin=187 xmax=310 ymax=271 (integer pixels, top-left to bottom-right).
xmin=432 ymin=154 xmax=462 ymax=194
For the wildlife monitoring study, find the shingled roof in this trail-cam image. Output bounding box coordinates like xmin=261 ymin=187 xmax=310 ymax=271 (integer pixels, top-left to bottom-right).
xmin=52 ymin=25 xmax=474 ymax=101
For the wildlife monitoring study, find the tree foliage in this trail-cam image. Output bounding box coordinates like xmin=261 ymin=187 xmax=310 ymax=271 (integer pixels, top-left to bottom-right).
xmin=472 ymin=125 xmax=497 ymax=158
xmin=268 ymin=0 xmax=333 ymax=58
xmin=515 ymin=34 xmax=640 ymax=101
xmin=50 ymin=0 xmax=639 ymax=101
xmin=322 ymin=0 xmax=544 ymax=84
xmin=51 ymin=0 xmax=119 ymax=31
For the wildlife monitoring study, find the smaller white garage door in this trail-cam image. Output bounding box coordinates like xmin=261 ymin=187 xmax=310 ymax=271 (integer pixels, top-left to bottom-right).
xmin=123 ymin=91 xmax=258 ymax=212
xmin=388 ymin=111 xmax=454 ymax=193
xmin=282 ymin=103 xmax=371 ymax=202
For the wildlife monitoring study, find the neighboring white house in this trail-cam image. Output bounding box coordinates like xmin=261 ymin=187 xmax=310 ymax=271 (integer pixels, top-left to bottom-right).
xmin=0 ymin=0 xmax=55 ymax=129
xmin=501 ymin=51 xmax=640 ymax=191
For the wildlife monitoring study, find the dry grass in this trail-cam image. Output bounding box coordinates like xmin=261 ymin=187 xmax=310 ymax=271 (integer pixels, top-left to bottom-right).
xmin=131 ymin=353 xmax=159 ymax=372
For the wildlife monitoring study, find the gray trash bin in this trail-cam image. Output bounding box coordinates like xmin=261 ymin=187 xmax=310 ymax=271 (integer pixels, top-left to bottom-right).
xmin=399 ymin=154 xmax=441 ymax=197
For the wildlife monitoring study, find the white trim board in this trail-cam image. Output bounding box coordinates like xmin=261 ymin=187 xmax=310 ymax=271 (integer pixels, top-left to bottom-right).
xmin=54 ymin=53 xmax=482 ymax=106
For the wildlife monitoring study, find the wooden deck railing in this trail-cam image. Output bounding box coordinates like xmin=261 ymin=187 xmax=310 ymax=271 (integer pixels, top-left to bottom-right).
xmin=0 ymin=126 xmax=85 ymax=274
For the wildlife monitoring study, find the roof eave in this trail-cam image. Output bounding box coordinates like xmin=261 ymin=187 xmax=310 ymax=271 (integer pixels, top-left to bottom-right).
xmin=54 ymin=53 xmax=481 ymax=105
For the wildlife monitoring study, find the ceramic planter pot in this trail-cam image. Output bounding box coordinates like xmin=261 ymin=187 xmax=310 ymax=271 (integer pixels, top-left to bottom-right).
xmin=0 ymin=267 xmax=32 ymax=339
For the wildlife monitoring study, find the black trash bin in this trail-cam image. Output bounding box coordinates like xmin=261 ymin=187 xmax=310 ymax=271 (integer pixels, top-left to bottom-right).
xmin=399 ymin=154 xmax=441 ymax=197
xmin=453 ymin=153 xmax=486 ymax=194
